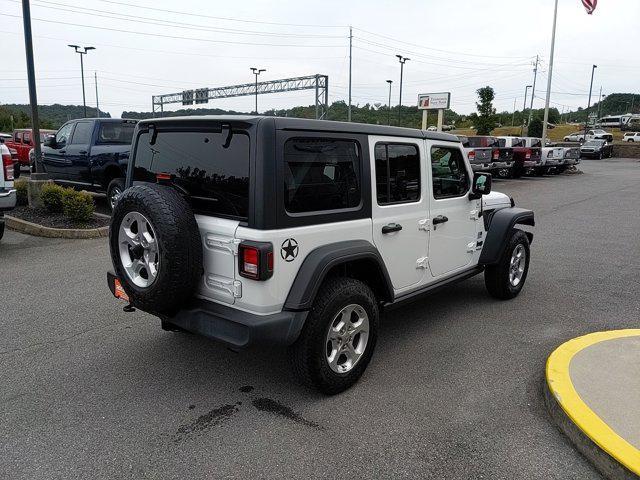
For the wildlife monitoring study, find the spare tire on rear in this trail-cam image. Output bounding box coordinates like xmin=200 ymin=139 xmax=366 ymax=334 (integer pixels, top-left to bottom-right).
xmin=109 ymin=183 xmax=203 ymax=314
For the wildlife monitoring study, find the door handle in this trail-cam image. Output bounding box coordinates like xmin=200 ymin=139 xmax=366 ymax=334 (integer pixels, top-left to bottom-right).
xmin=78 ymin=150 xmax=88 ymax=155
xmin=382 ymin=223 xmax=403 ymax=234
xmin=433 ymin=215 xmax=449 ymax=225
xmin=59 ymin=150 xmax=66 ymax=154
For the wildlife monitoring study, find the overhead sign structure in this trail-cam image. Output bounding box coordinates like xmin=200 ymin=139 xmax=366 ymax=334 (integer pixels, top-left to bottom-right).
xmin=418 ymin=93 xmax=451 ymax=131
xmin=418 ymin=92 xmax=451 ymax=110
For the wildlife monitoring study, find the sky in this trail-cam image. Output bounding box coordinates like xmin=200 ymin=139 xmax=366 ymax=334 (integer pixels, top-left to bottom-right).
xmin=1 ymin=0 xmax=639 ymax=118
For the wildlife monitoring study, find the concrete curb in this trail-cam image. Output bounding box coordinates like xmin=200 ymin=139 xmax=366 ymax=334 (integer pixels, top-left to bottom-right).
xmin=5 ymin=215 xmax=109 ymax=239
xmin=545 ymin=330 xmax=640 ymax=479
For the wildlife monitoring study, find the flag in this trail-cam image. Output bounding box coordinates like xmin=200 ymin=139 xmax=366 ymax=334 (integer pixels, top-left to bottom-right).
xmin=582 ymin=0 xmax=597 ymax=14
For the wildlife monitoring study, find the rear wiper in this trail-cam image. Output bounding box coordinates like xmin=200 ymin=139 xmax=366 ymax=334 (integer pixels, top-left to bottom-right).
xmin=222 ymin=123 xmax=233 ymax=149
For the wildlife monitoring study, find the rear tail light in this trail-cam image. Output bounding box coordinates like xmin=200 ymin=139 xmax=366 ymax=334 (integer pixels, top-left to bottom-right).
xmin=238 ymin=241 xmax=274 ymax=281
xmin=467 ymin=150 xmax=475 ymax=161
xmin=2 ymin=152 xmax=14 ymax=181
xmin=525 ymin=148 xmax=532 ymax=159
xmin=492 ymin=149 xmax=499 ymax=160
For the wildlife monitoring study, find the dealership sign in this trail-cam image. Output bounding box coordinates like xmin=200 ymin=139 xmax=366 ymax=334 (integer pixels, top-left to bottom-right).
xmin=418 ymin=92 xmax=451 ymax=110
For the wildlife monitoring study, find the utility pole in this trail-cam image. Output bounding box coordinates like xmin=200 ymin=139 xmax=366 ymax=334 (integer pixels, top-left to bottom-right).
xmin=396 ymin=55 xmax=409 ymax=125
xmin=521 ymin=85 xmax=532 ymax=135
xmin=68 ymin=45 xmax=95 ymax=118
xmin=21 ymin=0 xmax=43 ymax=175
xmin=584 ymin=64 xmax=597 ymax=138
xmin=348 ymin=26 xmax=353 ymax=122
xmin=596 ymin=86 xmax=603 ymax=119
xmin=386 ymin=80 xmax=393 ymax=126
xmin=250 ymin=67 xmax=265 ymax=114
xmin=95 ymin=71 xmax=100 ymax=118
xmin=512 ymin=97 xmax=517 ymax=127
xmin=541 ymin=0 xmax=558 ymax=144
xmin=527 ymin=55 xmax=539 ymax=128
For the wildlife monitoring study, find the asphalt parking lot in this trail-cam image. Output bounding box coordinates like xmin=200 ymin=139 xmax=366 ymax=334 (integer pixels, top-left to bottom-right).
xmin=2 ymin=159 xmax=639 ymax=479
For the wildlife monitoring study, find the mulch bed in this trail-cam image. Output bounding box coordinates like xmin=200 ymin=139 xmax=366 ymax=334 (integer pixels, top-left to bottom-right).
xmin=9 ymin=206 xmax=110 ymax=229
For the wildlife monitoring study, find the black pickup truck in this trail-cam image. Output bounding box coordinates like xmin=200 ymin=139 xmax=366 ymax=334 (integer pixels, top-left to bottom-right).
xmin=40 ymin=118 xmax=138 ymax=210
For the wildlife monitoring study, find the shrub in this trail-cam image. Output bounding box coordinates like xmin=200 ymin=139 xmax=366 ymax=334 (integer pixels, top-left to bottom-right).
xmin=40 ymin=183 xmax=66 ymax=213
xmin=14 ymin=179 xmax=28 ymax=206
xmin=62 ymin=189 xmax=95 ymax=224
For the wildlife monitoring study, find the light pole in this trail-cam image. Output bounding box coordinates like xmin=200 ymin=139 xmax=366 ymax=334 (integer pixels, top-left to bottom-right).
xmin=597 ymin=87 xmax=604 ymax=119
xmin=386 ymin=80 xmax=393 ymax=125
xmin=250 ymin=67 xmax=265 ymax=114
xmin=396 ymin=55 xmax=409 ymax=125
xmin=521 ymin=85 xmax=532 ymax=135
xmin=584 ymin=64 xmax=597 ymax=137
xmin=68 ymin=45 xmax=95 ymax=118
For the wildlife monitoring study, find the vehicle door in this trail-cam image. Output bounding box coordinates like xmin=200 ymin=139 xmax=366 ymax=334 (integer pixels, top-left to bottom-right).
xmin=41 ymin=122 xmax=74 ymax=178
xmin=370 ymin=136 xmax=429 ymax=293
xmin=427 ymin=143 xmax=479 ymax=278
xmin=64 ymin=120 xmax=94 ymax=185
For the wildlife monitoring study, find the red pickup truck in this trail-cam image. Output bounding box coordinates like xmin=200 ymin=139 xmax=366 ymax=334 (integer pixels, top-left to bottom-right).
xmin=5 ymin=128 xmax=56 ymax=168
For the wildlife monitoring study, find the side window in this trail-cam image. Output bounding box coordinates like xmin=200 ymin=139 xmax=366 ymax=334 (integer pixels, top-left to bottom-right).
xmin=23 ymin=132 xmax=32 ymax=145
xmin=70 ymin=122 xmax=93 ymax=144
xmin=430 ymin=146 xmax=470 ymax=199
xmin=283 ymin=137 xmax=361 ymax=214
xmin=375 ymin=142 xmax=420 ymax=205
xmin=55 ymin=123 xmax=74 ymax=146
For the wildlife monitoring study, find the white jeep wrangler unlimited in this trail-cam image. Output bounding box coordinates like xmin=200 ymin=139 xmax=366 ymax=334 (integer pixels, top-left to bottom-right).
xmin=107 ymin=116 xmax=534 ymax=394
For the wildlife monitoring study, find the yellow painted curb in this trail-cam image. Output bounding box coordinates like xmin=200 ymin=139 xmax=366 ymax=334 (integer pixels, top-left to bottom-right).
xmin=546 ymin=329 xmax=640 ymax=476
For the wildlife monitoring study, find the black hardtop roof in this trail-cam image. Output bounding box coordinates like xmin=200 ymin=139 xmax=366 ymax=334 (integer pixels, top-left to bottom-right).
xmin=138 ymin=115 xmax=460 ymax=142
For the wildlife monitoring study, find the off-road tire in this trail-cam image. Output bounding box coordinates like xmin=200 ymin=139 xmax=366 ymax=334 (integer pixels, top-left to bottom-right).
xmin=106 ymin=178 xmax=125 ymax=212
xmin=484 ymin=229 xmax=530 ymax=300
xmin=109 ymin=183 xmax=203 ymax=314
xmin=288 ymin=277 xmax=378 ymax=395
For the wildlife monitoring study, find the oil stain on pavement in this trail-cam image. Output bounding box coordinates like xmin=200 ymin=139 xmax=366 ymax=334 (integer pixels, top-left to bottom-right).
xmin=173 ymin=403 xmax=240 ymax=442
xmin=252 ymin=397 xmax=323 ymax=430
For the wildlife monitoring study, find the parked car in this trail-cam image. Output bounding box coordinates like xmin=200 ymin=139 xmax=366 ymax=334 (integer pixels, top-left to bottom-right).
xmin=580 ymin=139 xmax=613 ymax=159
xmin=0 ymin=133 xmax=21 ymax=179
xmin=41 ymin=118 xmax=138 ymax=210
xmin=585 ymin=129 xmax=614 ymax=143
xmin=496 ymin=136 xmax=541 ymax=178
xmin=623 ymin=132 xmax=640 ymax=142
xmin=558 ymin=147 xmax=581 ymax=172
xmin=563 ymin=132 xmax=585 ymax=142
xmin=621 ymin=116 xmax=640 ymax=132
xmin=538 ymin=146 xmax=564 ymax=175
xmin=107 ymin=116 xmax=535 ymax=394
xmin=5 ymin=128 xmax=56 ymax=168
xmin=457 ymin=135 xmax=495 ymax=174
xmin=0 ymin=142 xmax=16 ymax=241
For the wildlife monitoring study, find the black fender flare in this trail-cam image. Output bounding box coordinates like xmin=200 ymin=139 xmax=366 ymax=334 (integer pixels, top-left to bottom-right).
xmin=283 ymin=240 xmax=394 ymax=311
xmin=479 ymin=207 xmax=534 ymax=265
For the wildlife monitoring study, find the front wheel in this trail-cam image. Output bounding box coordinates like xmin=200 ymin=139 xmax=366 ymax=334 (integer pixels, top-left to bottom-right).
xmin=288 ymin=277 xmax=378 ymax=394
xmin=484 ymin=229 xmax=530 ymax=300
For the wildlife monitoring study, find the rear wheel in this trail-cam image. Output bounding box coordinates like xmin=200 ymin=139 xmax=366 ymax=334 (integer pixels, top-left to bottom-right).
xmin=289 ymin=277 xmax=378 ymax=394
xmin=485 ymin=229 xmax=530 ymax=300
xmin=13 ymin=163 xmax=21 ymax=179
xmin=107 ymin=178 xmax=125 ymax=212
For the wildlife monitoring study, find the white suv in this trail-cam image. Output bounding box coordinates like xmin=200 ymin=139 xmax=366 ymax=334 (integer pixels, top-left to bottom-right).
xmin=107 ymin=117 xmax=534 ymax=393
xmin=0 ymin=142 xmax=17 ymax=240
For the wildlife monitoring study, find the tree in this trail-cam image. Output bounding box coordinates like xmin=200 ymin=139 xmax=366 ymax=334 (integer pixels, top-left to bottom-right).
xmin=475 ymin=86 xmax=496 ymax=135
xmin=528 ymin=118 xmax=543 ymax=138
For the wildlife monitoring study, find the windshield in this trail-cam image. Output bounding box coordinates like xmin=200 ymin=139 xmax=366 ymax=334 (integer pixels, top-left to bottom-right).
xmin=133 ymin=129 xmax=250 ymax=219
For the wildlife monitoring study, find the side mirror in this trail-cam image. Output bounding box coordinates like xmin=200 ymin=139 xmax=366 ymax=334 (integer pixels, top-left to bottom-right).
xmin=469 ymin=172 xmax=492 ymax=200
xmin=43 ymin=135 xmax=56 ymax=148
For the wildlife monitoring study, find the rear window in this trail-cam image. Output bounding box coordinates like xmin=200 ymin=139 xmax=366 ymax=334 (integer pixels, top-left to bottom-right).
xmin=132 ymin=130 xmax=250 ymax=219
xmin=283 ymin=137 xmax=361 ymax=214
xmin=97 ymin=122 xmax=136 ymax=145
xmin=529 ymin=139 xmax=542 ymax=148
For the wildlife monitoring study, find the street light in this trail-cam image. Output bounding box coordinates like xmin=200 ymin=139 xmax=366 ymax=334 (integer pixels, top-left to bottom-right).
xmin=584 ymin=64 xmax=597 ymax=137
xmin=250 ymin=67 xmax=266 ymax=114
xmin=386 ymin=80 xmax=393 ymax=125
xmin=521 ymin=85 xmax=532 ymax=135
xmin=396 ymin=55 xmax=409 ymax=124
xmin=68 ymin=45 xmax=95 ymax=118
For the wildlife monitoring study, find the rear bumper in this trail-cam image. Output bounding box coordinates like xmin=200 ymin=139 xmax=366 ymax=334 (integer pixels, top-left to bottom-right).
xmin=0 ymin=188 xmax=16 ymax=211
xmin=107 ymin=271 xmax=308 ymax=349
xmin=470 ymin=163 xmax=494 ymax=172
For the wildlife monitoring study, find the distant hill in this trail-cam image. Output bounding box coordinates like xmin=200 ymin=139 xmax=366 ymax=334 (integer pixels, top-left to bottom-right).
xmin=564 ymin=93 xmax=640 ymax=122
xmin=0 ymin=104 xmax=110 ymax=132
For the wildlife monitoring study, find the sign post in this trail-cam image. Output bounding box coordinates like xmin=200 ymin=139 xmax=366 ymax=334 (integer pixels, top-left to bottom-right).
xmin=418 ymin=92 xmax=451 ymax=132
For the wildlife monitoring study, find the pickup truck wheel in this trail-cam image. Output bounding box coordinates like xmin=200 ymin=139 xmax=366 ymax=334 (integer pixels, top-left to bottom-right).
xmin=13 ymin=164 xmax=21 ymax=179
xmin=511 ymin=166 xmax=523 ymax=179
xmin=484 ymin=229 xmax=530 ymax=300
xmin=109 ymin=183 xmax=203 ymax=313
xmin=107 ymin=178 xmax=125 ymax=212
xmin=288 ymin=277 xmax=378 ymax=395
